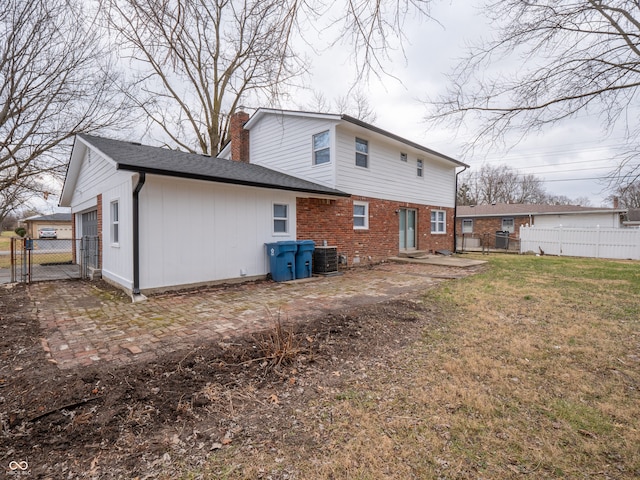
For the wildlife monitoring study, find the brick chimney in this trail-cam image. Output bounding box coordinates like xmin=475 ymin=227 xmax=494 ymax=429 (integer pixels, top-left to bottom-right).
xmin=230 ymin=110 xmax=250 ymax=162
xmin=613 ymin=196 xmax=619 ymax=209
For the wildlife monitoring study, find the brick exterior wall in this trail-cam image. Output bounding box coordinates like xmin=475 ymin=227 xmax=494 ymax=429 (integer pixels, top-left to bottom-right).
xmin=298 ymin=196 xmax=455 ymax=267
xmin=230 ymin=111 xmax=250 ymax=162
xmin=456 ymin=215 xmax=531 ymax=238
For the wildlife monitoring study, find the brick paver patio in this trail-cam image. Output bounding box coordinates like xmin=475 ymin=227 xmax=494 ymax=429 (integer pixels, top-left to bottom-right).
xmin=26 ymin=262 xmax=481 ymax=369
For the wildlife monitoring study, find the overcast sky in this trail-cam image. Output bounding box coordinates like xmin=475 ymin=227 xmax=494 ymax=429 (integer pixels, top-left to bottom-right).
xmin=285 ymin=0 xmax=624 ymax=208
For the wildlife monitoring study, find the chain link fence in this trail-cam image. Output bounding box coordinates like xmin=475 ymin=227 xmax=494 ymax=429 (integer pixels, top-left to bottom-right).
xmin=9 ymin=237 xmax=99 ymax=283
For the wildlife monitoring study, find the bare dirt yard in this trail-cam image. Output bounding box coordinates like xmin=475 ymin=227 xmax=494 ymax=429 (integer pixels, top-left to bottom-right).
xmin=1 ymin=254 xmax=639 ymax=479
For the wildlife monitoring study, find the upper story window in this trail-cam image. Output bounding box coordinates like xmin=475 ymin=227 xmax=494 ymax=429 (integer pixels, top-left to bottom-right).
xmin=355 ymin=137 xmax=368 ymax=168
xmin=273 ymin=204 xmax=289 ymax=234
xmin=353 ymin=201 xmax=369 ymax=229
xmin=461 ymin=219 xmax=473 ymax=233
xmin=400 ymin=152 xmax=407 ymax=162
xmin=313 ymin=131 xmax=330 ymax=165
xmin=502 ymin=217 xmax=515 ymax=233
xmin=110 ymin=201 xmax=119 ymax=244
xmin=431 ymin=210 xmax=446 ymax=234
xmin=417 ymin=159 xmax=424 ymax=177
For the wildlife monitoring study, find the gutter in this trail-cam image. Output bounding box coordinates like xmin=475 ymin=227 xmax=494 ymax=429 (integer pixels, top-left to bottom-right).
xmin=454 ymin=166 xmax=468 ymax=253
xmin=132 ymin=172 xmax=146 ymax=301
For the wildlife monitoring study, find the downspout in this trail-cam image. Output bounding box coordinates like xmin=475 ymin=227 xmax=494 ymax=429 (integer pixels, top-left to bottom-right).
xmin=454 ymin=166 xmax=468 ymax=253
xmin=132 ymin=172 xmax=146 ymax=299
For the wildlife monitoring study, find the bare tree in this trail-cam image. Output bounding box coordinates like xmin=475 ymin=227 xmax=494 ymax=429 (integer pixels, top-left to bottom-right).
xmin=0 ymin=0 xmax=133 ymax=226
xmin=104 ymin=0 xmax=431 ymax=155
xmin=429 ymin=1 xmax=640 ymax=185
xmin=104 ymin=0 xmax=309 ymax=155
xmin=303 ymin=88 xmax=378 ymax=123
xmin=606 ymin=182 xmax=640 ymax=208
xmin=458 ymin=164 xmax=547 ymax=205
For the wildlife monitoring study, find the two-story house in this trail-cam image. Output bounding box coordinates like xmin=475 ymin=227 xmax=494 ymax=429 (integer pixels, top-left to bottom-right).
xmin=220 ymin=109 xmax=467 ymax=265
xmin=60 ymin=109 xmax=466 ymax=295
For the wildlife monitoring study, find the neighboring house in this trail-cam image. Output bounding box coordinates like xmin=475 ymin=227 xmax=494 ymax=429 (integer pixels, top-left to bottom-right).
xmin=219 ymin=109 xmax=467 ymax=262
xmin=60 ymin=109 xmax=465 ymax=294
xmin=623 ymin=208 xmax=640 ymax=227
xmin=456 ymin=203 xmax=627 ymax=241
xmin=22 ymin=213 xmax=73 ymax=239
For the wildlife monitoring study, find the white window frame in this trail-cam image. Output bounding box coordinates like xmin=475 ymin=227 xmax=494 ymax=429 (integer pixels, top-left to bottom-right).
xmin=502 ymin=217 xmax=515 ymax=233
xmin=431 ymin=209 xmax=446 ymax=234
xmin=273 ymin=203 xmax=289 ymax=235
xmin=400 ymin=152 xmax=408 ymax=162
xmin=312 ymin=130 xmax=330 ymax=165
xmin=110 ymin=200 xmax=119 ymax=245
xmin=461 ymin=219 xmax=473 ymax=233
xmin=355 ymin=137 xmax=369 ymax=168
xmin=353 ymin=201 xmax=369 ymax=230
xmin=417 ymin=159 xmax=424 ymax=177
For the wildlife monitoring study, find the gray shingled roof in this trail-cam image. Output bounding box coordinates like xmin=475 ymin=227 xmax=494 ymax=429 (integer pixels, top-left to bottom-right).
xmin=458 ymin=203 xmax=624 ymax=217
xmin=24 ymin=213 xmax=72 ymax=222
xmin=79 ymin=134 xmax=349 ymax=198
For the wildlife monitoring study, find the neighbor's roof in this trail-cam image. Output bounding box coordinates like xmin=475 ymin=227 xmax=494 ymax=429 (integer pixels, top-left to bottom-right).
xmin=627 ymin=208 xmax=640 ymax=222
xmin=222 ymin=108 xmax=468 ymax=168
xmin=23 ymin=213 xmax=72 ymax=222
xmin=64 ymin=134 xmax=350 ymax=201
xmin=457 ymin=203 xmax=626 ymax=218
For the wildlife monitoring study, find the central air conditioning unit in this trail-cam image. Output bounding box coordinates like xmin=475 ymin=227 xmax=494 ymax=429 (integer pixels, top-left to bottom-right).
xmin=313 ymin=246 xmax=338 ymax=275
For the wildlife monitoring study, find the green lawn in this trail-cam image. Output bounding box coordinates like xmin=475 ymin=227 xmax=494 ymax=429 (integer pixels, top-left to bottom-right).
xmin=192 ymin=254 xmax=640 ymax=479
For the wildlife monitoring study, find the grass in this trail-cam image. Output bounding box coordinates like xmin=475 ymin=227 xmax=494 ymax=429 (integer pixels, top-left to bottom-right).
xmin=0 ymin=230 xmax=73 ymax=269
xmin=0 ymin=230 xmax=15 ymax=250
xmin=194 ymin=254 xmax=640 ymax=478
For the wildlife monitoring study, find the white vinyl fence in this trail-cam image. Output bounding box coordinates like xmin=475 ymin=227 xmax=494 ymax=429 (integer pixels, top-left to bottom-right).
xmin=520 ymin=226 xmax=640 ymax=260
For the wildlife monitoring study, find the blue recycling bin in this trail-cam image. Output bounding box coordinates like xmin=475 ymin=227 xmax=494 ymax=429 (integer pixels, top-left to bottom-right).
xmin=265 ymin=241 xmax=297 ymax=281
xmin=295 ymin=240 xmax=315 ymax=279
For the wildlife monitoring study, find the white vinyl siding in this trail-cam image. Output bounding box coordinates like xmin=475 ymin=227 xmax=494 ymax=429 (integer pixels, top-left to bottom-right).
xmin=139 ymin=175 xmax=297 ymax=291
xmin=335 ymin=125 xmax=457 ymax=207
xmin=245 ymin=114 xmax=339 ymax=188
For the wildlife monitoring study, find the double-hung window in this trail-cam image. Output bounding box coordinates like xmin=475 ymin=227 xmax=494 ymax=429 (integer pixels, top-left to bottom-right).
xmin=502 ymin=217 xmax=515 ymax=233
xmin=355 ymin=138 xmax=368 ymax=168
xmin=353 ymin=201 xmax=369 ymax=229
xmin=273 ymin=204 xmax=288 ymax=234
xmin=313 ymin=131 xmax=330 ymax=165
xmin=431 ymin=210 xmax=446 ymax=234
xmin=417 ymin=159 xmax=424 ymax=177
xmin=461 ymin=219 xmax=473 ymax=233
xmin=110 ymin=201 xmax=119 ymax=244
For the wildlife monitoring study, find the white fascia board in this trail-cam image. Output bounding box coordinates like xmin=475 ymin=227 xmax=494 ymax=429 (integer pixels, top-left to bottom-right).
xmin=243 ymin=108 xmax=342 ymax=130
